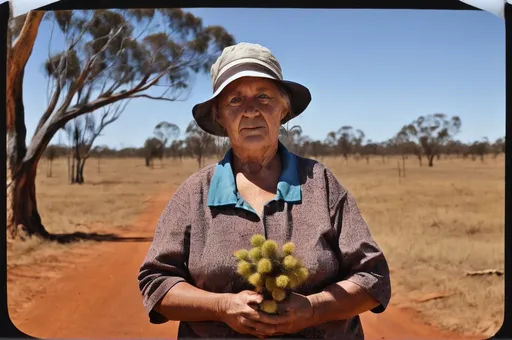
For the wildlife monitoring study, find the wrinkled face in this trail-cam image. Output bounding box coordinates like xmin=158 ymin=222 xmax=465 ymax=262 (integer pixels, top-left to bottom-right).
xmin=215 ymin=77 xmax=289 ymax=150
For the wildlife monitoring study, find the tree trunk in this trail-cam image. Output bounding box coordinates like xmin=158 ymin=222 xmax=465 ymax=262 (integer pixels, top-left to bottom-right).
xmin=7 ymin=160 xmax=50 ymax=240
xmin=70 ymin=154 xmax=76 ymax=183
xmin=67 ymin=152 xmax=71 ymax=183
xmin=73 ymin=139 xmax=82 ymax=183
xmin=6 ymin=70 xmax=29 ymax=237
xmin=6 ymin=11 xmax=44 ymax=237
xmin=402 ymin=156 xmax=406 ymax=177
xmin=97 ymin=157 xmax=101 ymax=173
xmin=428 ymin=154 xmax=435 ymax=167
xmin=78 ymin=157 xmax=88 ymax=183
xmin=417 ymin=154 xmax=423 ymax=167
xmin=6 ymin=10 xmax=46 ymax=239
xmin=73 ymin=158 xmax=84 ymax=184
xmin=47 ymin=159 xmax=53 ymax=177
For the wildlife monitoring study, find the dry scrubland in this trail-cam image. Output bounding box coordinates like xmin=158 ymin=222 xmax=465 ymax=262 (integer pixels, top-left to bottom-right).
xmin=7 ymin=155 xmax=504 ymax=337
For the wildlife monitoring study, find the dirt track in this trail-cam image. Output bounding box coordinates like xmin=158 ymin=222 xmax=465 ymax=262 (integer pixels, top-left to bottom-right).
xmin=9 ymin=190 xmax=479 ymax=339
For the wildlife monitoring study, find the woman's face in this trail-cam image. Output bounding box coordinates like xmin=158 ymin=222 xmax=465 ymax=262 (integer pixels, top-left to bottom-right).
xmin=215 ymin=77 xmax=288 ymax=151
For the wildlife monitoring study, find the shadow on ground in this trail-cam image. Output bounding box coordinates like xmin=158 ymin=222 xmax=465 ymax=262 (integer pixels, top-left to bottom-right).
xmin=47 ymin=232 xmax=153 ymax=244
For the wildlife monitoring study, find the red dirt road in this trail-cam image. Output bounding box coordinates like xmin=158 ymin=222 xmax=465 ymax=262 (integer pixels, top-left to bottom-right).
xmin=9 ymin=190 xmax=479 ymax=339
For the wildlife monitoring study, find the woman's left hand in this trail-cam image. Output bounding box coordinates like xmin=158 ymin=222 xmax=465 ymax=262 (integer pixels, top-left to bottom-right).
xmin=262 ymin=292 xmax=315 ymax=335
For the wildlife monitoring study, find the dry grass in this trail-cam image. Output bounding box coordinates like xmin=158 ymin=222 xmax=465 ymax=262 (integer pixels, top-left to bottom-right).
xmin=8 ymin=156 xmax=216 ymax=268
xmin=320 ymin=155 xmax=505 ymax=337
xmin=7 ymin=154 xmax=504 ymax=337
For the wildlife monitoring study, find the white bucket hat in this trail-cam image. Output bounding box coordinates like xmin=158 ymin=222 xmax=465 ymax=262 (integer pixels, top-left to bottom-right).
xmin=192 ymin=42 xmax=312 ymax=136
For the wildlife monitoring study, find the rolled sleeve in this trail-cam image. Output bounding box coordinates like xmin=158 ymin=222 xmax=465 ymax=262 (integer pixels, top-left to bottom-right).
xmin=138 ymin=190 xmax=191 ymax=324
xmin=332 ymin=190 xmax=391 ymax=313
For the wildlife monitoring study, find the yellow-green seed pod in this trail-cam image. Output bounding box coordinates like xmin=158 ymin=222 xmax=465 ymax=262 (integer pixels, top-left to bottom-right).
xmin=282 ymin=242 xmax=295 ymax=255
xmin=282 ymin=255 xmax=298 ymax=270
xmin=257 ymin=258 xmax=272 ymax=274
xmin=272 ymin=288 xmax=287 ymax=302
xmin=288 ymin=273 xmax=300 ymax=289
xmin=250 ymin=234 xmax=266 ymax=247
xmin=297 ymin=267 xmax=309 ymax=283
xmin=275 ymin=274 xmax=290 ymax=288
xmin=261 ymin=240 xmax=278 ymax=258
xmin=237 ymin=260 xmax=253 ymax=277
xmin=249 ymin=247 xmax=262 ymax=261
xmin=265 ymin=277 xmax=277 ymax=292
xmin=255 ymin=286 xmax=265 ymax=294
xmin=234 ymin=249 xmax=250 ymax=261
xmin=248 ymin=273 xmax=264 ymax=287
xmin=260 ymin=300 xmax=277 ymax=314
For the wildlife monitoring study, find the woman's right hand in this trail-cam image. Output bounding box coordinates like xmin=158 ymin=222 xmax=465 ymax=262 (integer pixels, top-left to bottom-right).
xmin=217 ymin=290 xmax=276 ymax=338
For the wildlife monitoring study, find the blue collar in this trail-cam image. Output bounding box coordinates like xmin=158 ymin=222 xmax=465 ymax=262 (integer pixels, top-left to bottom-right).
xmin=207 ymin=142 xmax=302 ymax=210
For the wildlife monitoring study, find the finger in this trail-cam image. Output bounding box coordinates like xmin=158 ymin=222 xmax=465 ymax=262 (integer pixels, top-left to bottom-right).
xmin=254 ymin=311 xmax=293 ymax=325
xmin=245 ymin=293 xmax=264 ymax=305
xmin=249 ymin=326 xmax=274 ymax=338
xmin=239 ymin=318 xmax=275 ymax=336
xmin=271 ymin=323 xmax=294 ymax=335
xmin=276 ymin=301 xmax=292 ymax=315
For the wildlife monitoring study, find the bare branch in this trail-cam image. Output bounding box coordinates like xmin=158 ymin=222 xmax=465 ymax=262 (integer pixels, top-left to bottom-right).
xmin=55 ymin=25 xmax=127 ymax=115
xmin=36 ymin=51 xmax=71 ymax=134
xmin=127 ymin=94 xmax=179 ymax=102
xmin=46 ymin=18 xmax=57 ymax=103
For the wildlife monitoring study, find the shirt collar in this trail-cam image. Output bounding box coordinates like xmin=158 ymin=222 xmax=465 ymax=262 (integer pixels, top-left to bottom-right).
xmin=207 ymin=142 xmax=302 ymax=207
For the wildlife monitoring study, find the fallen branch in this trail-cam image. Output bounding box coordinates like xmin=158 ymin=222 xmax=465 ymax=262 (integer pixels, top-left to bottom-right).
xmin=464 ymin=269 xmax=504 ymax=277
xmin=415 ymin=292 xmax=453 ymax=303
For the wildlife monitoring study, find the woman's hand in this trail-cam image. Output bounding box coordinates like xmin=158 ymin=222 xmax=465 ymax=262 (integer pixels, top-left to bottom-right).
xmin=264 ymin=292 xmax=316 ymax=335
xmin=217 ymin=290 xmax=277 ymax=338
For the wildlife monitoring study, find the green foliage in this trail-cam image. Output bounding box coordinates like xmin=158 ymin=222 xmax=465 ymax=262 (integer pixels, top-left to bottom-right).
xmin=21 ymin=8 xmax=236 ymax=134
xmin=233 ymin=235 xmax=309 ymax=314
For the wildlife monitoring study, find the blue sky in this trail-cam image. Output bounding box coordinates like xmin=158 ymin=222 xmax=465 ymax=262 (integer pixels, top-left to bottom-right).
xmin=21 ymin=8 xmax=505 ymax=149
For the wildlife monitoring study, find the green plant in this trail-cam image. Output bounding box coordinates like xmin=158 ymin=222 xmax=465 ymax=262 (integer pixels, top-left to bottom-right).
xmin=234 ymin=234 xmax=309 ymax=314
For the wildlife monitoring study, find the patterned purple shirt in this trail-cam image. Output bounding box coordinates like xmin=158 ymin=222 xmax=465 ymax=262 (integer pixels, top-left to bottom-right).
xmin=138 ymin=144 xmax=391 ymax=339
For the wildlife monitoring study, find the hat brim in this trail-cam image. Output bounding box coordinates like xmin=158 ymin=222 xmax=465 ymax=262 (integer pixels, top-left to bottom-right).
xmin=192 ymin=72 xmax=311 ymax=137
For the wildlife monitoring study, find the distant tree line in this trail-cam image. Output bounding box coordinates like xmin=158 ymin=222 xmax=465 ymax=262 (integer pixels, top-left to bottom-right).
xmin=44 ymin=113 xmax=505 ymax=174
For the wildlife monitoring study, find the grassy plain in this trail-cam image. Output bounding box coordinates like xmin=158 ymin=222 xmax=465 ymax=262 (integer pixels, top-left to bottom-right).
xmin=7 ymin=154 xmax=505 ymax=337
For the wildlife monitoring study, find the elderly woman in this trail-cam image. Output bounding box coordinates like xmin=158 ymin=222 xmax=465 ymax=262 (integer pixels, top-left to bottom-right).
xmin=138 ymin=42 xmax=391 ymax=339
